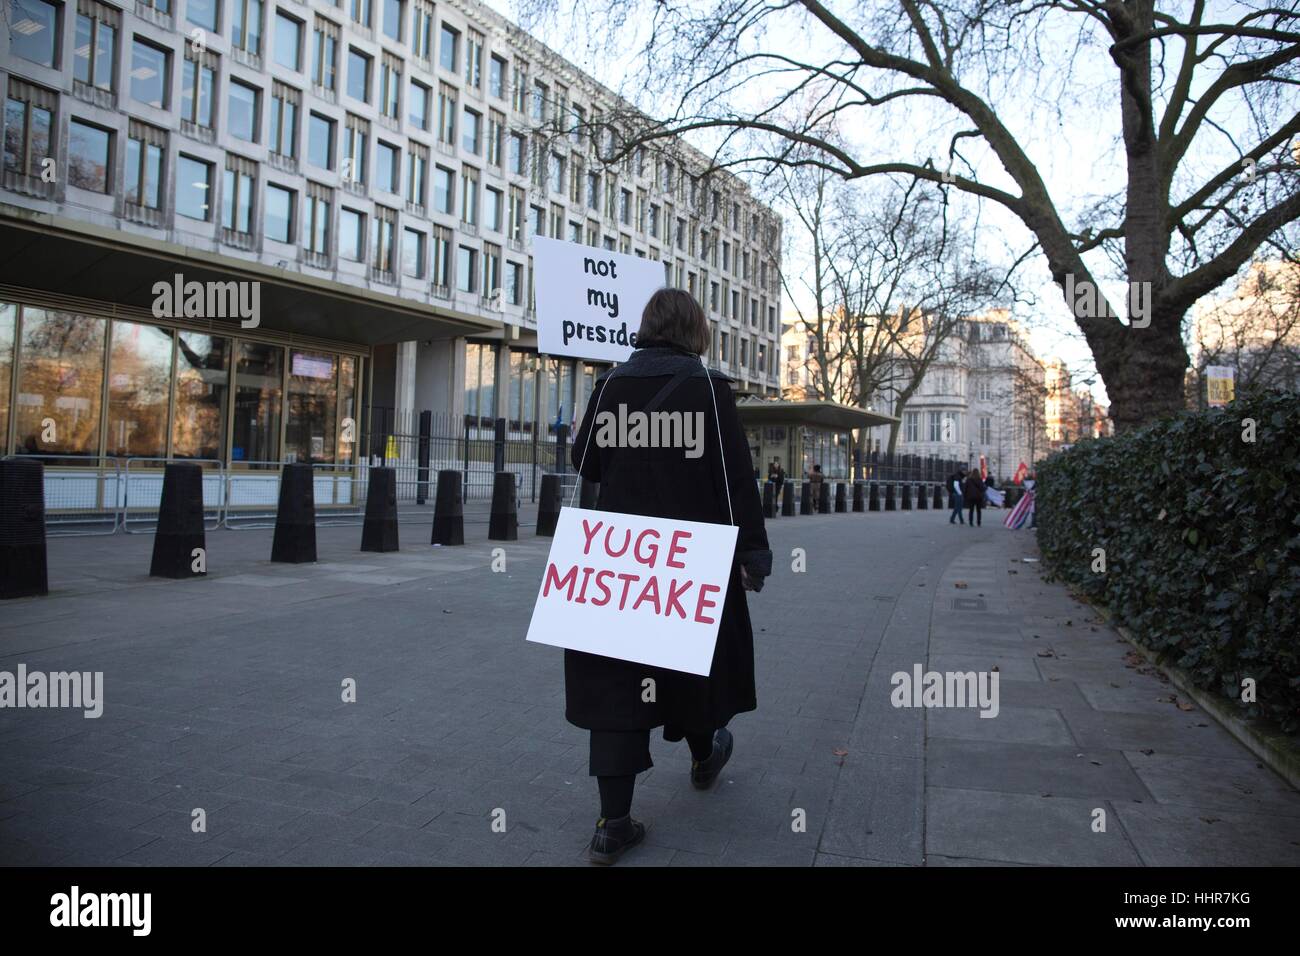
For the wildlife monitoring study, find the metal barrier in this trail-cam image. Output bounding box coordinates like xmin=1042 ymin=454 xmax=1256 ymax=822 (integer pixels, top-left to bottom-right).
xmin=1 ymin=454 xmax=122 ymax=536
xmin=222 ymin=460 xmax=367 ymax=529
xmin=122 ymin=458 xmax=225 ymax=533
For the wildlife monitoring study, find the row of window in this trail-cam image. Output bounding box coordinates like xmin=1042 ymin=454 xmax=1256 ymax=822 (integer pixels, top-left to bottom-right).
xmin=10 ymin=0 xmax=780 ymax=254
xmin=899 ymin=411 xmax=1008 ymax=446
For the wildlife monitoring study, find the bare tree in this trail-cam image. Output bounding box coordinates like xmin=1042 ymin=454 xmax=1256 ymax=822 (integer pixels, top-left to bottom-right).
xmin=1191 ymin=257 xmax=1300 ymax=394
xmin=523 ymin=0 xmax=1300 ymax=431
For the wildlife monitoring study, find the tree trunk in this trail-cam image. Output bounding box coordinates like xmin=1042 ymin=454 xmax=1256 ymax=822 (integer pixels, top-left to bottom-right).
xmin=1101 ymin=310 xmax=1191 ymax=431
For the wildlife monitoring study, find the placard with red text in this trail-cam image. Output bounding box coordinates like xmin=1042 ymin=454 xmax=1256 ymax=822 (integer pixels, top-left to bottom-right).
xmin=525 ymin=507 xmax=739 ymax=676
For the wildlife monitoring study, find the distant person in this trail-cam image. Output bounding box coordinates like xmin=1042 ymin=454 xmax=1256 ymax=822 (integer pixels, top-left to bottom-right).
xmin=963 ymin=470 xmax=986 ymax=526
xmin=1023 ymin=472 xmax=1037 ymax=528
xmin=569 ymin=287 xmax=771 ymax=865
xmin=767 ymin=457 xmax=786 ymax=495
xmin=808 ymin=464 xmax=824 ymax=509
xmin=948 ymin=467 xmax=967 ymax=524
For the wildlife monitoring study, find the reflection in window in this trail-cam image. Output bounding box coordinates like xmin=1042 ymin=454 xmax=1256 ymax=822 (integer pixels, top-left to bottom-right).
xmin=173 ymin=332 xmax=229 ymax=460
xmin=107 ymin=320 xmax=173 ymax=458
xmin=285 ymin=351 xmax=337 ymax=463
xmin=130 ymin=39 xmax=169 ymax=109
xmin=68 ymin=119 xmax=111 ymax=192
xmin=9 ymin=0 xmax=59 ymax=68
xmin=0 ymin=303 xmax=14 ymax=450
xmin=15 ymin=309 xmax=106 ymax=457
xmin=338 ymin=356 xmax=357 ymax=466
xmin=231 ymin=340 xmax=282 ymax=466
xmin=463 ymin=342 xmax=496 ymax=427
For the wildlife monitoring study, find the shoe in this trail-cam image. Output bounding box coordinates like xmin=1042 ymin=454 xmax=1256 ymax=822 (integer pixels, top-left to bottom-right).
xmin=587 ymin=813 xmax=646 ymax=865
xmin=690 ymin=728 xmax=735 ymax=790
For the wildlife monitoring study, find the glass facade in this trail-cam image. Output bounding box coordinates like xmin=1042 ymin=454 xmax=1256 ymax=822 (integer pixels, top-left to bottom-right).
xmin=0 ymin=301 xmax=364 ymax=468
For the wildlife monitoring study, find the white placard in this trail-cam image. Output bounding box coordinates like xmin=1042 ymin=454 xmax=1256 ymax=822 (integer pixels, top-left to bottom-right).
xmin=532 ymin=236 xmax=666 ymax=363
xmin=525 ymin=507 xmax=739 ymax=676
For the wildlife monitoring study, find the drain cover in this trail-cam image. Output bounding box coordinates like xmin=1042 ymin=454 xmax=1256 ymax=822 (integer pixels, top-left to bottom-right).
xmin=952 ymin=597 xmax=988 ymax=611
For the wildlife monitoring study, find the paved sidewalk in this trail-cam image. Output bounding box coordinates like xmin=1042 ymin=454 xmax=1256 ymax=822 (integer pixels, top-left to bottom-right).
xmin=1 ymin=505 xmax=1297 ymax=866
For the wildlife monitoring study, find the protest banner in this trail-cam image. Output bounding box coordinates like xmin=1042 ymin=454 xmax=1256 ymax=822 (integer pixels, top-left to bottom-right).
xmin=525 ymin=507 xmax=738 ymax=676
xmin=532 ymin=236 xmax=666 ymax=363
xmin=1205 ymin=365 xmax=1235 ymax=407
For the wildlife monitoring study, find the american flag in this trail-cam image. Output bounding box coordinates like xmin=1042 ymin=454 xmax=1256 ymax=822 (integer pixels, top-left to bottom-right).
xmin=1005 ymin=489 xmax=1034 ymax=530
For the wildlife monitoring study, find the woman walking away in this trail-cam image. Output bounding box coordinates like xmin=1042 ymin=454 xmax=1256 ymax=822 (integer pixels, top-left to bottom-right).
xmin=963 ymin=470 xmax=986 ymax=527
xmin=569 ymin=288 xmax=771 ymax=865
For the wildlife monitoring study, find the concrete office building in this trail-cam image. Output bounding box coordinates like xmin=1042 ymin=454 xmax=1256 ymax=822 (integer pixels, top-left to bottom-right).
xmin=0 ymin=0 xmax=782 ymax=480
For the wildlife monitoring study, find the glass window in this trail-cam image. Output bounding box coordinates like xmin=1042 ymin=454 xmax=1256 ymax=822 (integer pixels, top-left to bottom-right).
xmin=107 ymin=320 xmax=173 ymax=458
xmin=228 ymin=80 xmax=259 ymax=142
xmin=187 ymin=0 xmax=219 ymax=31
xmin=409 ymin=79 xmax=429 ymax=130
xmin=375 ymin=140 xmax=398 ymax=193
xmin=269 ymin=88 xmax=297 ymax=158
xmin=462 ymin=107 xmax=480 ymax=154
xmin=176 ymin=155 xmax=213 ymax=220
xmin=349 ymin=0 xmax=370 ymax=29
xmin=347 ymin=48 xmax=371 ymax=103
xmin=172 ymin=332 xmax=230 ymax=460
xmin=457 ymin=245 xmax=476 ymax=293
xmin=339 ymin=207 xmax=364 ymax=260
xmin=304 ymin=185 xmax=331 ymax=255
xmin=308 ymin=112 xmax=333 ymax=169
xmin=182 ymin=55 xmax=214 ymax=127
xmin=439 ymin=24 xmax=458 ymax=72
xmin=285 ymin=351 xmax=337 ymax=464
xmin=489 ymin=54 xmax=506 ymax=99
xmin=266 ymin=183 xmax=293 ymax=242
xmin=275 ymin=11 xmax=301 ymax=71
xmin=125 ymin=133 xmax=163 ymax=209
xmin=222 ymin=164 xmax=254 ymax=233
xmin=130 ymin=39 xmax=169 ymax=109
xmin=402 ymin=228 xmax=425 ymax=277
xmin=74 ymin=11 xmax=116 ymax=91
xmin=231 ymin=0 xmax=263 ymax=56
xmin=338 ymin=355 xmax=357 ymax=465
xmin=382 ymin=0 xmax=402 ymax=41
xmin=4 ymin=94 xmax=53 ymax=178
xmin=463 ymin=342 xmax=496 ymax=424
xmin=8 ymin=0 xmax=59 ymax=68
xmin=15 ymin=309 xmax=106 ymax=457
xmin=0 ymin=303 xmax=15 ymax=448
xmin=68 ymin=119 xmax=110 ymax=192
xmin=231 ymin=340 xmax=282 ymax=466
xmin=411 ymin=0 xmax=432 ymax=59
xmin=434 ymin=165 xmax=454 ymax=214
xmin=312 ymin=20 xmax=337 ymax=90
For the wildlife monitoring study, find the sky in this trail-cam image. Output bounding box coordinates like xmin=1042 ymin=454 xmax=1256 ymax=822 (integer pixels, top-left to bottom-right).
xmin=485 ymin=0 xmax=1279 ymax=406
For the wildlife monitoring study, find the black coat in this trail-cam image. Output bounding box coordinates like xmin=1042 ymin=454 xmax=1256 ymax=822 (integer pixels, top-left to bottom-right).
xmin=565 ymin=343 xmax=770 ymax=737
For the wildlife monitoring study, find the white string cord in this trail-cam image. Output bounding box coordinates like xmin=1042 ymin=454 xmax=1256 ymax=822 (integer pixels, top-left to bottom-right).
xmin=702 ymin=357 xmax=735 ymax=526
xmin=570 ymin=373 xmax=614 ymax=507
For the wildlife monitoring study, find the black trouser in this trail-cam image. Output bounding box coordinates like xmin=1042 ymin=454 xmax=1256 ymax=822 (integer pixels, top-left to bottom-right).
xmin=590 ymin=728 xmax=715 ymax=818
xmin=967 ymin=502 xmax=983 ymax=526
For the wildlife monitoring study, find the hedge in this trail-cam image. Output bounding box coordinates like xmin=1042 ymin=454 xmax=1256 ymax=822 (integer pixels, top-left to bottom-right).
xmin=1036 ymin=390 xmax=1300 ymax=732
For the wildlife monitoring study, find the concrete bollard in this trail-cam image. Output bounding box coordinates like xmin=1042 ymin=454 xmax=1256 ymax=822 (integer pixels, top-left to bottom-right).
xmin=800 ymin=481 xmax=813 ymax=515
xmin=884 ymin=483 xmax=897 ymax=511
xmin=834 ymin=482 xmax=847 ymax=513
xmin=869 ymin=482 xmax=881 ymax=512
xmin=901 ymin=483 xmax=913 ymax=511
xmin=580 ymin=478 xmax=599 ymax=509
xmin=150 ymin=462 xmax=207 ymax=578
xmin=762 ymin=481 xmax=776 ymax=519
xmin=271 ymin=462 xmax=317 ymax=563
xmin=933 ymin=483 xmax=944 ymax=509
xmin=488 ymin=471 xmax=518 ymax=541
xmin=0 ymin=458 xmax=48 ymax=598
xmin=818 ymin=481 xmax=832 ymax=514
xmin=852 ymin=481 xmax=865 ymax=512
xmin=917 ymin=483 xmax=929 ymax=510
xmin=361 ymin=467 xmax=399 ymax=552
xmin=536 ymin=474 xmax=562 ymax=537
xmin=431 ymin=469 xmax=465 ymax=546
xmin=781 ymin=481 xmax=796 ymax=516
